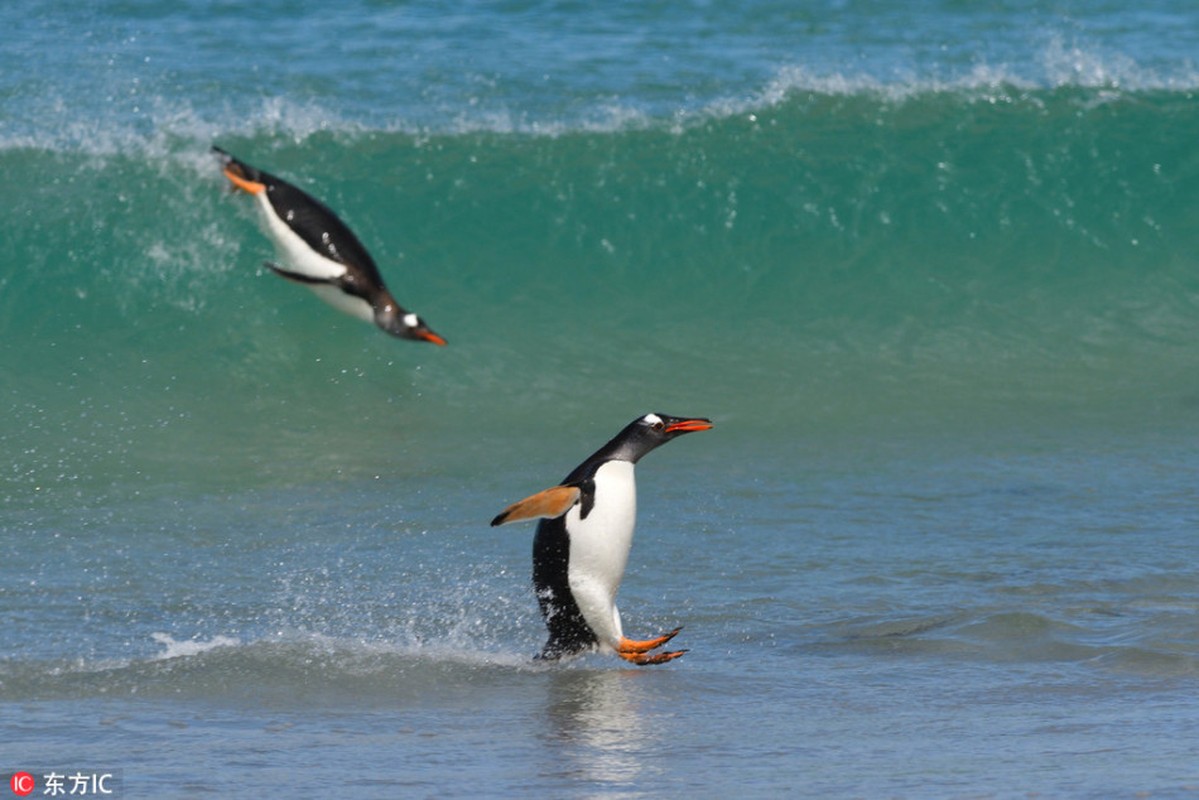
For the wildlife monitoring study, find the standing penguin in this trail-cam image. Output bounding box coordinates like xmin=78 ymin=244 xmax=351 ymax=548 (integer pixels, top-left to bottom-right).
xmin=213 ymin=146 xmax=445 ymax=345
xmin=491 ymin=413 xmax=713 ymax=664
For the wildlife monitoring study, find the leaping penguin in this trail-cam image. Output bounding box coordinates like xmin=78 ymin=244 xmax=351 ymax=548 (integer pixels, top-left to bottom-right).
xmin=491 ymin=413 xmax=713 ymax=665
xmin=213 ymin=146 xmax=445 ymax=345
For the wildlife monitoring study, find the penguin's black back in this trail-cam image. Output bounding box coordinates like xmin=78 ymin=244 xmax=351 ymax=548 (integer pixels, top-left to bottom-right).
xmin=223 ymin=149 xmax=386 ymax=287
xmin=532 ymin=514 xmax=598 ymax=659
xmin=531 ymin=466 xmax=601 ymax=659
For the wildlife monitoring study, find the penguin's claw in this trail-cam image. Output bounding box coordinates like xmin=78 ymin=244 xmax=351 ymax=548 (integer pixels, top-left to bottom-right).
xmin=618 ymin=649 xmax=688 ymax=666
xmin=616 ymin=626 xmax=683 ymax=655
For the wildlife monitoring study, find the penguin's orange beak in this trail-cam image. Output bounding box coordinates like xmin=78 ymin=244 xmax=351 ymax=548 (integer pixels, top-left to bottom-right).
xmin=665 ymin=418 xmax=713 ymax=434
xmin=417 ymin=330 xmax=447 ymax=346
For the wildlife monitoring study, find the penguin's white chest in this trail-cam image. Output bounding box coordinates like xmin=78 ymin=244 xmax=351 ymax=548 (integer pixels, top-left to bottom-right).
xmin=307 ymin=283 xmax=376 ymax=324
xmin=255 ymin=193 xmax=347 ymax=281
xmin=565 ymin=460 xmax=637 ymax=643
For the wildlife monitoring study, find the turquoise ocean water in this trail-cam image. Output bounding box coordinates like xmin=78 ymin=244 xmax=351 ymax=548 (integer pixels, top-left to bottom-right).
xmin=3 ymin=1 xmax=1199 ymax=796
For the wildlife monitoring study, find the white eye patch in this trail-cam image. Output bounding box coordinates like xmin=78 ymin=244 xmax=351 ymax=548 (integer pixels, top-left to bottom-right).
xmin=403 ymin=313 xmax=419 ymax=327
xmin=643 ymin=413 xmax=663 ymax=426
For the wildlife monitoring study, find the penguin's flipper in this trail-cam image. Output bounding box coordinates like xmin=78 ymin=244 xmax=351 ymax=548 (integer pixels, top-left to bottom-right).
xmin=213 ymin=146 xmax=267 ymax=195
xmin=490 ymin=485 xmax=581 ymax=527
xmin=263 ymin=260 xmax=332 ymax=287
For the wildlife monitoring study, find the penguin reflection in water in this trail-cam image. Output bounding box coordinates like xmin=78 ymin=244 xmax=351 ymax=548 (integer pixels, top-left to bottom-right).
xmin=492 ymin=413 xmax=713 ymax=665
xmin=213 ymin=146 xmax=445 ymax=345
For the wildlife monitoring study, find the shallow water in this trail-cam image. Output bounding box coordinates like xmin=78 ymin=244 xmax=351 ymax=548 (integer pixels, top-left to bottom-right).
xmin=3 ymin=0 xmax=1199 ymax=796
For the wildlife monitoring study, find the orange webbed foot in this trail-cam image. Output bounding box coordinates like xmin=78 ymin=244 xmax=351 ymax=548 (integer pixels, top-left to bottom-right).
xmin=617 ymin=648 xmax=688 ymax=666
xmin=617 ymin=626 xmax=682 ymax=654
xmin=221 ymin=167 xmax=266 ymax=196
xmin=616 ymin=627 xmax=685 ymax=665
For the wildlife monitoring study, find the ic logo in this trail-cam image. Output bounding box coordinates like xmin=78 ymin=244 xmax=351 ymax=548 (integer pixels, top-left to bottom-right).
xmin=9 ymin=772 xmax=35 ymax=797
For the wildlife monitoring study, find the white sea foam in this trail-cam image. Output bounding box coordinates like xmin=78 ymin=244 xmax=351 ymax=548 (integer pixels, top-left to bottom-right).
xmin=733 ymin=37 xmax=1199 ymax=110
xmin=3 ymin=35 xmax=1194 ymax=154
xmin=150 ymin=632 xmax=241 ymax=660
xmin=0 ymin=94 xmax=359 ymax=156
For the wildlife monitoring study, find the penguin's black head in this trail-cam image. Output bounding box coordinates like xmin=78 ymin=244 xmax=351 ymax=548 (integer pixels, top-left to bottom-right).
xmin=606 ymin=412 xmax=713 ymax=463
xmin=375 ymin=303 xmax=447 ymax=346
